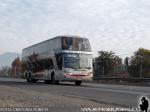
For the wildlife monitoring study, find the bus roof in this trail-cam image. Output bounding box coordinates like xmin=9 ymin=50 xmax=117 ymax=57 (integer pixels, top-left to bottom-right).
xmin=23 ymin=35 xmax=87 ymax=51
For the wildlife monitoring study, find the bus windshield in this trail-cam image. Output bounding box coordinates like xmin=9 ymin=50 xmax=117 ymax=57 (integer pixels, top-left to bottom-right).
xmin=63 ymin=53 xmax=92 ymax=69
xmin=62 ymin=37 xmax=91 ymax=52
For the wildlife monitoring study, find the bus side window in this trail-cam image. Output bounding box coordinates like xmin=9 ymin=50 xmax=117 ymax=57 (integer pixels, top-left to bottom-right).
xmin=62 ymin=37 xmax=68 ymax=50
xmin=62 ymin=37 xmax=73 ymax=50
xmin=56 ymin=54 xmax=62 ymax=70
xmin=44 ymin=59 xmax=54 ymax=69
xmin=68 ymin=38 xmax=73 ymax=50
xmin=73 ymin=38 xmax=78 ymax=51
xmin=50 ymin=59 xmax=54 ymax=69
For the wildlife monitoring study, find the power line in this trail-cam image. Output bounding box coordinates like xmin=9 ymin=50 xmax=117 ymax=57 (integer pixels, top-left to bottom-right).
xmin=117 ymin=53 xmax=133 ymax=56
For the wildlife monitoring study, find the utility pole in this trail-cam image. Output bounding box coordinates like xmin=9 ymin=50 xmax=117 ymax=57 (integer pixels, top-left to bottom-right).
xmin=113 ymin=62 xmax=117 ymax=74
xmin=102 ymin=66 xmax=104 ymax=77
xmin=15 ymin=66 xmax=16 ymax=77
xmin=140 ymin=55 xmax=143 ymax=78
xmin=125 ymin=57 xmax=129 ymax=72
xmin=102 ymin=57 xmax=105 ymax=77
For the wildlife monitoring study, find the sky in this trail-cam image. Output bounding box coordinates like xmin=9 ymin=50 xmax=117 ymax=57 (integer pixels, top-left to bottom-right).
xmin=0 ymin=0 xmax=150 ymax=58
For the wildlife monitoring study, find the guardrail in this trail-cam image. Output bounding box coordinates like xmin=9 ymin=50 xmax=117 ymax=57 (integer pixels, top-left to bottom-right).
xmin=93 ymin=77 xmax=150 ymax=82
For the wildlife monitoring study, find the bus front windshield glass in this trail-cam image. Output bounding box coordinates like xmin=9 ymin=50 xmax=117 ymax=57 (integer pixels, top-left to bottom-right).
xmin=62 ymin=37 xmax=91 ymax=52
xmin=63 ymin=53 xmax=92 ymax=69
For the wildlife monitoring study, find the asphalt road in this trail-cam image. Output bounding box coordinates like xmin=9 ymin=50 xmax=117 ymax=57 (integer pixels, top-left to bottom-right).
xmin=0 ymin=77 xmax=150 ymax=112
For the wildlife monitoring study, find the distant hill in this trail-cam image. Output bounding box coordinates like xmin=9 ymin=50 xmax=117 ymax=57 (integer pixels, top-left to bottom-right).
xmin=0 ymin=52 xmax=21 ymax=68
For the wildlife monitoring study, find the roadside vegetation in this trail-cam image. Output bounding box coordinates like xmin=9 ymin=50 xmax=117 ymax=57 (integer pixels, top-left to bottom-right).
xmin=0 ymin=48 xmax=149 ymax=79
xmin=128 ymin=48 xmax=150 ymax=78
xmin=94 ymin=48 xmax=150 ymax=78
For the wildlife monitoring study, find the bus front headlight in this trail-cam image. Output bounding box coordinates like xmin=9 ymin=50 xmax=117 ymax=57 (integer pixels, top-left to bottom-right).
xmin=64 ymin=71 xmax=72 ymax=75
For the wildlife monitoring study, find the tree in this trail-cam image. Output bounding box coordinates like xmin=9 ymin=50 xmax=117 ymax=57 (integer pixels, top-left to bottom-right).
xmin=94 ymin=51 xmax=122 ymax=77
xmin=0 ymin=66 xmax=11 ymax=76
xmin=11 ymin=57 xmax=22 ymax=76
xmin=128 ymin=48 xmax=150 ymax=78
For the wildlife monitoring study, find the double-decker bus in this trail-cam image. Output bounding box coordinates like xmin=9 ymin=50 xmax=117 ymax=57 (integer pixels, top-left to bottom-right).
xmin=22 ymin=35 xmax=93 ymax=85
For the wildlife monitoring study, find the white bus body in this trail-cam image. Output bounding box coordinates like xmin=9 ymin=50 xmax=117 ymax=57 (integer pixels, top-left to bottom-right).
xmin=22 ymin=36 xmax=93 ymax=85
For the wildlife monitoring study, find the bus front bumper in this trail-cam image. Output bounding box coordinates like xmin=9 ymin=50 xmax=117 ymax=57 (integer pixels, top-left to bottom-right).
xmin=64 ymin=73 xmax=93 ymax=81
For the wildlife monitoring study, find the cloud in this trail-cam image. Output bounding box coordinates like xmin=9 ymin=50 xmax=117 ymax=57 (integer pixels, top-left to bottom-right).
xmin=0 ymin=0 xmax=150 ymax=57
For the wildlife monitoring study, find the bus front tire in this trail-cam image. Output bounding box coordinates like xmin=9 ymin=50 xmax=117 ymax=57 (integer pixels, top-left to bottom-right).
xmin=75 ymin=81 xmax=82 ymax=86
xmin=45 ymin=80 xmax=51 ymax=84
xmin=32 ymin=79 xmax=38 ymax=83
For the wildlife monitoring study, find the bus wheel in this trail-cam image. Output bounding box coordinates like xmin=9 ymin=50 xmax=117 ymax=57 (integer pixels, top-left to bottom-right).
xmin=27 ymin=73 xmax=37 ymax=83
xmin=51 ymin=73 xmax=59 ymax=84
xmin=32 ymin=79 xmax=38 ymax=83
xmin=55 ymin=80 xmax=59 ymax=85
xmin=44 ymin=80 xmax=51 ymax=84
xmin=75 ymin=81 xmax=82 ymax=86
xmin=27 ymin=74 xmax=32 ymax=82
xmin=51 ymin=73 xmax=56 ymax=84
